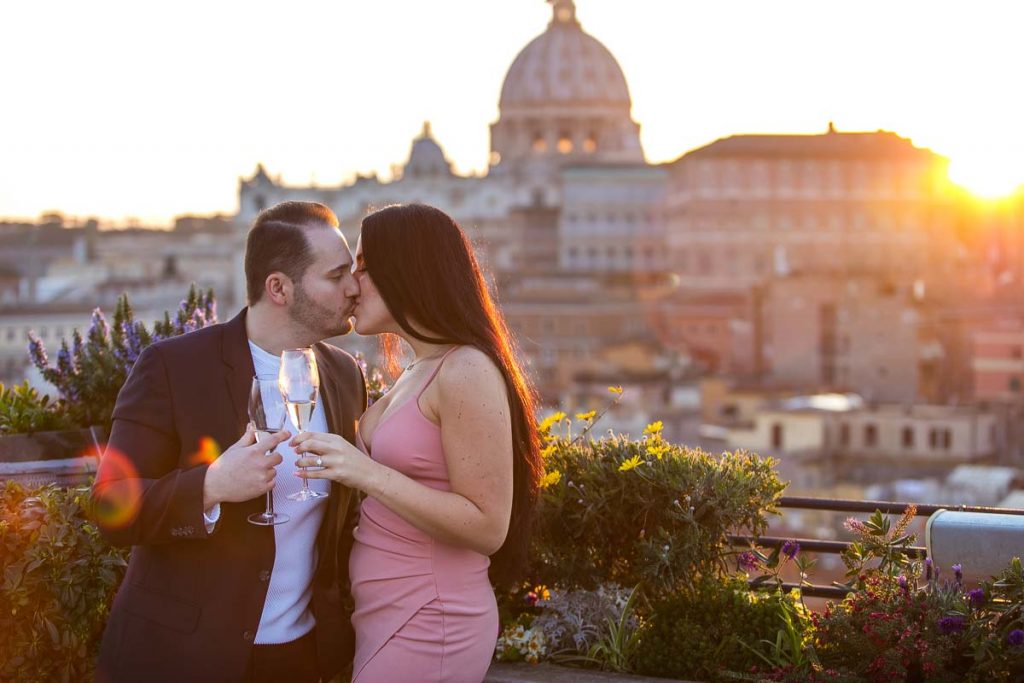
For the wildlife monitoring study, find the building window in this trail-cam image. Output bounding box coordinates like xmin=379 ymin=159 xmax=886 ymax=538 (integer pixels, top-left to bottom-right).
xmin=583 ymin=134 xmax=597 ymax=153
xmin=557 ymin=134 xmax=573 ymax=154
xmin=1010 ymin=377 xmax=1021 ymax=393
xmin=929 ymin=427 xmax=953 ymax=449
xmin=864 ymin=424 xmax=878 ymax=448
xmin=532 ymin=134 xmax=547 ymax=153
xmin=1012 ymin=346 xmax=1023 ymax=360
xmin=839 ymin=423 xmax=850 ymax=447
xmin=902 ymin=426 xmax=914 ymax=449
xmin=771 ymin=423 xmax=784 ymax=450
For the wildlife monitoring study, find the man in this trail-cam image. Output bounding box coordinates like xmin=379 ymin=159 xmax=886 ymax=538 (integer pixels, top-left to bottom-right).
xmin=93 ymin=201 xmax=365 ymax=683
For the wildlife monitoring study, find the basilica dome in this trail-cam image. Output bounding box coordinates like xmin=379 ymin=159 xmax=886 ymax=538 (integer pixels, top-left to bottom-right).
xmin=499 ymin=0 xmax=632 ymax=109
xmin=404 ymin=121 xmax=452 ymax=178
xmin=489 ymin=0 xmax=643 ymax=179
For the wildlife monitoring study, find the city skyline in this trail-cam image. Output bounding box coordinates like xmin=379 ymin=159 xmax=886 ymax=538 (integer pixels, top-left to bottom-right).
xmin=2 ymin=0 xmax=1023 ymax=226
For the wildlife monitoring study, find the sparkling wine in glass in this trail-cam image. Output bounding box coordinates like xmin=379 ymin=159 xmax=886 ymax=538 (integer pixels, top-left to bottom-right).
xmin=280 ymin=348 xmax=327 ymax=502
xmin=247 ymin=374 xmax=290 ymax=526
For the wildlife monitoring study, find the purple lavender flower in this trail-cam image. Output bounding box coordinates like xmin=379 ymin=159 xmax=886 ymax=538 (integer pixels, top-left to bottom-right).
xmin=781 ymin=540 xmax=800 ymax=559
xmin=952 ymin=563 xmax=963 ymax=584
xmin=938 ymin=616 xmax=966 ymax=635
xmin=967 ymin=589 xmax=986 ymax=608
xmin=925 ymin=558 xmax=933 ymax=581
xmin=71 ymin=329 xmax=84 ymax=358
xmin=88 ymin=308 xmax=110 ymax=342
xmin=27 ymin=334 xmax=48 ymax=370
xmin=898 ymin=575 xmax=908 ymax=592
xmin=204 ymin=297 xmax=218 ymax=323
xmin=1008 ymin=629 xmax=1024 ymax=647
xmin=738 ymin=551 xmax=759 ymax=572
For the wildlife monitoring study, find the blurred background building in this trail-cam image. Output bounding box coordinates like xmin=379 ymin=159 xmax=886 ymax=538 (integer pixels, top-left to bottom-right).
xmin=4 ymin=0 xmax=1024 ymax=507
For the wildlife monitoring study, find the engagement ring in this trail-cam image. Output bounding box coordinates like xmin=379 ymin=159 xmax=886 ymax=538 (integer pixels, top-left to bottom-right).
xmin=316 ymin=456 xmax=323 ymax=467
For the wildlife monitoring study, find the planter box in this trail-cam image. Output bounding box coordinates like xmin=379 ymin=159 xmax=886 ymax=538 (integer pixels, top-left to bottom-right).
xmin=0 ymin=426 xmax=107 ymax=463
xmin=0 ymin=427 xmax=107 ymax=487
xmin=0 ymin=456 xmax=99 ymax=488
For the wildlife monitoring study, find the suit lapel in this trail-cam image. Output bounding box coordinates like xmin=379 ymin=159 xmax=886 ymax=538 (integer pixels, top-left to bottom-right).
xmin=313 ymin=344 xmax=346 ymax=437
xmin=313 ymin=343 xmax=354 ymax=574
xmin=222 ymin=309 xmax=256 ymax=437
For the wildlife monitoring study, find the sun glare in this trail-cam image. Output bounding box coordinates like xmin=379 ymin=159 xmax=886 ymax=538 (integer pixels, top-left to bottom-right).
xmin=948 ymin=154 xmax=1024 ymax=200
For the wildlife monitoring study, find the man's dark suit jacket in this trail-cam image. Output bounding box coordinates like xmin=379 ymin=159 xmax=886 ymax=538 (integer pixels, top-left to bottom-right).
xmin=92 ymin=309 xmax=365 ymax=683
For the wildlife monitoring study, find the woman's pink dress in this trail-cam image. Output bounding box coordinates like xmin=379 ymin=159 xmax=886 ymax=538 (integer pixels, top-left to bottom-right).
xmin=350 ymin=350 xmax=498 ymax=682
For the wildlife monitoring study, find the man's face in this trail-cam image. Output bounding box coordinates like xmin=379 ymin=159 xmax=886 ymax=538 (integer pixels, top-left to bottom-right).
xmin=288 ymin=226 xmax=360 ymax=338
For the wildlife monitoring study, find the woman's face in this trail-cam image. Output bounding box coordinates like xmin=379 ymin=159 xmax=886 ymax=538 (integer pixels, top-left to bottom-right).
xmin=351 ymin=234 xmax=398 ymax=336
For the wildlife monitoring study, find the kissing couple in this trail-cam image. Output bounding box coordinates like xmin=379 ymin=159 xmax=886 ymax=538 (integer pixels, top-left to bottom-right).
xmin=92 ymin=201 xmax=543 ymax=683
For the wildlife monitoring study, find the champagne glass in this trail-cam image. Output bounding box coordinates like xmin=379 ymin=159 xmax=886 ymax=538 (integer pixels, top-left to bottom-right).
xmin=247 ymin=374 xmax=290 ymax=526
xmin=280 ymin=348 xmax=328 ymax=501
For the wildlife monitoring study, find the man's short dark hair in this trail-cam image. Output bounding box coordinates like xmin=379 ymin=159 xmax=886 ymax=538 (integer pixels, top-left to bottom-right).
xmin=244 ymin=201 xmax=339 ymax=304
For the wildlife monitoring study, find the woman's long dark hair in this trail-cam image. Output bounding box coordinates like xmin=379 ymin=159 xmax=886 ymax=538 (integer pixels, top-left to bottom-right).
xmin=360 ymin=203 xmax=542 ymax=584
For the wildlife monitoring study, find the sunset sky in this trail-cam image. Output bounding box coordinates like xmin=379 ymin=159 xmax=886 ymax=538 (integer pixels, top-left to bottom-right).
xmin=2 ymin=0 xmax=1022 ymax=226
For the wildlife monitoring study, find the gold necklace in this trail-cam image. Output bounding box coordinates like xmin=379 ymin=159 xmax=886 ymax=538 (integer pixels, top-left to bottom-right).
xmin=405 ymin=346 xmax=454 ymax=373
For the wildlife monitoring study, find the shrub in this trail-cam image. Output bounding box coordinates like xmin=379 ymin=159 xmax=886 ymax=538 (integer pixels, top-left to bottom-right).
xmin=25 ymin=285 xmax=217 ymax=430
xmin=0 ymin=382 xmax=75 ymax=435
xmin=495 ymin=582 xmax=643 ymax=671
xmin=529 ymin=416 xmax=785 ymax=599
xmin=0 ymin=481 xmax=127 ymax=682
xmin=737 ymin=507 xmax=1024 ymax=682
xmin=634 ymin=576 xmax=799 ymax=681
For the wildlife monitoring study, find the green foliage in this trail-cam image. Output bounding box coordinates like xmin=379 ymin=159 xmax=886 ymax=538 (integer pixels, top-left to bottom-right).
xmin=840 ymin=506 xmax=921 ymax=590
xmin=0 ymin=382 xmax=75 ymax=434
xmin=633 ymin=576 xmax=800 ymax=681
xmin=585 ymin=584 xmax=643 ymax=672
xmin=0 ymin=481 xmax=128 ymax=682
xmin=531 ymin=417 xmax=785 ymax=599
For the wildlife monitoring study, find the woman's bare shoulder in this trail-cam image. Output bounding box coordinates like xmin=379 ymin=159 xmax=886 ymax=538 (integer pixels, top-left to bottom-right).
xmin=437 ymin=346 xmax=505 ymax=395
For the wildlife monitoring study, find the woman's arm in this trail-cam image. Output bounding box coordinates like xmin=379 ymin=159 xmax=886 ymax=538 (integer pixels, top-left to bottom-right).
xmin=292 ymin=347 xmax=514 ymax=556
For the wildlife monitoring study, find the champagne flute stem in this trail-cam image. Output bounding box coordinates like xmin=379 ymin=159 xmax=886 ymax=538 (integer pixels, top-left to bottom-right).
xmin=299 ymin=428 xmax=312 ymax=495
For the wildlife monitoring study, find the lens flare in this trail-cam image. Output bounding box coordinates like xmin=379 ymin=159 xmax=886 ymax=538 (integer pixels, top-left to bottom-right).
xmin=91 ymin=446 xmax=142 ymax=530
xmin=187 ymin=436 xmax=222 ymax=466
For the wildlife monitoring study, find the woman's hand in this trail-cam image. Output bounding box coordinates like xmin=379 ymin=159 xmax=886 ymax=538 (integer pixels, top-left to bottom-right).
xmin=291 ymin=431 xmax=381 ymax=492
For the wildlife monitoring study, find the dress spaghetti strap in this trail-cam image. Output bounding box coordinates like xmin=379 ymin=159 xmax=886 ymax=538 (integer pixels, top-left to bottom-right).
xmin=415 ymin=346 xmax=461 ymax=399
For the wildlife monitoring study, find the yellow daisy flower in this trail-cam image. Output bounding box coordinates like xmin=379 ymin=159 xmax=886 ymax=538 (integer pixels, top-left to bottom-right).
xmin=644 ymin=420 xmax=664 ymax=436
xmin=608 ymin=385 xmax=623 ymax=395
xmin=538 ymin=411 xmax=566 ymax=432
xmin=575 ymin=410 xmax=597 ymax=421
xmin=539 ymin=470 xmax=562 ymax=489
xmin=647 ymin=443 xmax=670 ymax=460
xmin=618 ymin=455 xmax=643 ymax=472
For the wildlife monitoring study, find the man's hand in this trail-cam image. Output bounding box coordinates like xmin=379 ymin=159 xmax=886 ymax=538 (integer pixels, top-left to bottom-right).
xmin=203 ymin=426 xmax=289 ymax=509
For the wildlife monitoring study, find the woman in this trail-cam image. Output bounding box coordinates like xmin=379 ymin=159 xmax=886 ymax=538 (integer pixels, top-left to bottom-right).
xmin=291 ymin=203 xmax=542 ymax=682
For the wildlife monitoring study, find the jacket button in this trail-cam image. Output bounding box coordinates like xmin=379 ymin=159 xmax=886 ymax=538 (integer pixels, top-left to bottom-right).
xmin=243 ymin=630 xmax=255 ymax=642
xmin=258 ymin=569 xmax=271 ymax=582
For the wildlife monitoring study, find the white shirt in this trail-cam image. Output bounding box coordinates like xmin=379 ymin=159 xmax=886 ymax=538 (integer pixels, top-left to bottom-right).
xmin=204 ymin=341 xmax=331 ymax=644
